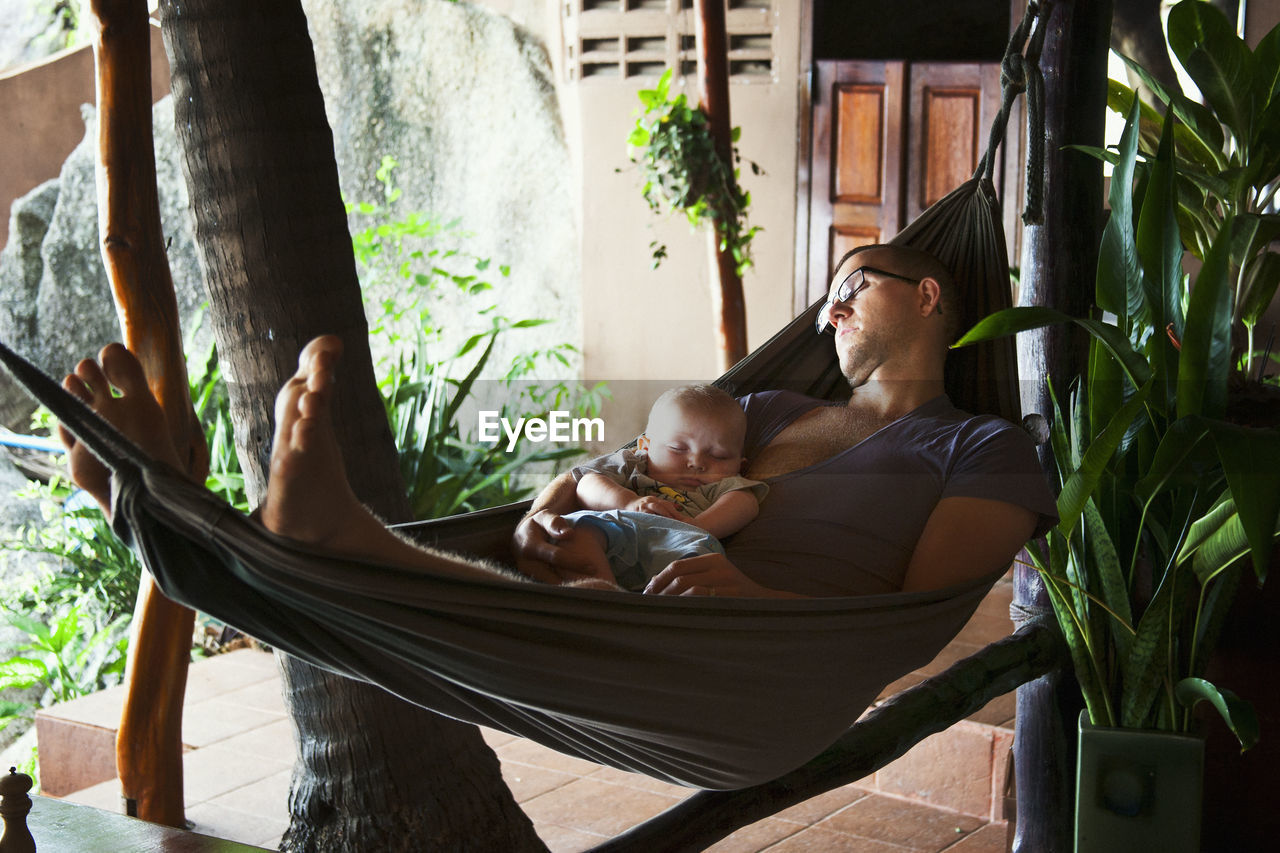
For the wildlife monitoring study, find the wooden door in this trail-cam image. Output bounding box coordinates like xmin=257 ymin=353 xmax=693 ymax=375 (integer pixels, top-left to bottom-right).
xmin=804 ymin=60 xmax=1006 ymax=304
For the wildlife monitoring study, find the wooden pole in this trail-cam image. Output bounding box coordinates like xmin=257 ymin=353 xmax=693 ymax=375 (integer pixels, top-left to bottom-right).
xmin=87 ymin=0 xmax=208 ymax=827
xmin=694 ymin=0 xmax=747 ymax=372
xmin=1013 ymin=1 xmax=1111 ymax=850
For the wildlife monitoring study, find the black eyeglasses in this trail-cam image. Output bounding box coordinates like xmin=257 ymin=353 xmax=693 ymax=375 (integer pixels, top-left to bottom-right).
xmin=814 ymin=266 xmax=924 ymax=335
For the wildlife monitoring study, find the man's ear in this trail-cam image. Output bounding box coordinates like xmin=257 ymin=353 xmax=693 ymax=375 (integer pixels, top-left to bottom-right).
xmin=917 ymin=276 xmax=943 ymax=317
xmin=636 ymin=434 xmax=650 ymax=454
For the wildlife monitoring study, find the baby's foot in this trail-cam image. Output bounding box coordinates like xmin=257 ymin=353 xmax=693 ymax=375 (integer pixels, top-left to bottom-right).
xmin=61 ymin=343 xmax=185 ymax=517
xmin=258 ymin=336 xmax=381 ymax=551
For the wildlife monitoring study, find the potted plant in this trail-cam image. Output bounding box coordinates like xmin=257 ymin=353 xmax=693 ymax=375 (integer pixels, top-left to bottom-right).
xmin=957 ymin=3 xmax=1280 ymax=849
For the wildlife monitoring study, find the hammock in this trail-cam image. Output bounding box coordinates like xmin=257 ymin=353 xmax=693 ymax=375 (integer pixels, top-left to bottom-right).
xmin=0 ymin=157 xmax=1032 ymax=792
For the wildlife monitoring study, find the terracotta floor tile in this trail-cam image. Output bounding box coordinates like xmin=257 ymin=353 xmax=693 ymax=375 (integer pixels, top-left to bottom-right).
xmin=773 ymin=782 xmax=872 ymax=825
xmin=766 ymin=825 xmax=916 ymax=852
xmin=60 ymin=777 xmax=122 ymax=812
xmin=876 ymin=725 xmax=994 ymax=817
xmin=210 ymin=718 xmax=296 ymax=764
xmin=819 ymin=794 xmax=983 ymax=852
xmin=186 ymin=799 xmax=288 ymax=848
xmin=217 ymin=677 xmax=288 ymax=715
xmin=181 ymin=699 xmax=285 ymax=749
xmin=181 ymin=744 xmax=291 ymax=807
xmin=520 ymin=777 xmax=683 ymax=837
xmin=37 ymin=683 xmax=124 ymax=729
xmin=536 ymin=821 xmax=609 ymax=853
xmin=704 ymin=816 xmax=804 ymax=852
xmin=206 ymin=768 xmax=292 ymax=818
xmin=500 ymin=761 xmax=579 ymax=802
xmin=940 ymin=821 xmax=1008 ymax=852
xmin=183 ymin=651 xmax=277 ymax=704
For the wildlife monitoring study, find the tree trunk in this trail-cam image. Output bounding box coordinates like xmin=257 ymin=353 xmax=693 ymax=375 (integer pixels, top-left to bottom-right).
xmin=694 ymin=0 xmax=746 ymax=372
xmin=1013 ymin=1 xmax=1111 ymax=851
xmin=157 ymin=1 xmax=545 ymax=848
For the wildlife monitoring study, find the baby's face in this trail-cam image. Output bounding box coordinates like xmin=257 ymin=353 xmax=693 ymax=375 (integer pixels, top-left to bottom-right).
xmin=640 ymin=402 xmax=745 ymax=488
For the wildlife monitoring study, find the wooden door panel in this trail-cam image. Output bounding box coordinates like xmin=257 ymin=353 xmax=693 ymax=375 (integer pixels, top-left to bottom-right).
xmin=907 ymin=63 xmax=1003 ymax=221
xmin=807 ymin=60 xmax=903 ymax=304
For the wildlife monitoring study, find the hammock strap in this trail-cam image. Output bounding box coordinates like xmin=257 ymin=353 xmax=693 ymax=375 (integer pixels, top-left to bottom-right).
xmin=975 ymin=0 xmax=1051 ymax=226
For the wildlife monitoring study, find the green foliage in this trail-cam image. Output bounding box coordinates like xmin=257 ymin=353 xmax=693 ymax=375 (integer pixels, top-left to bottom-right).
xmin=0 ymin=600 xmax=130 ymax=736
xmin=1080 ymin=0 xmax=1280 ymax=377
xmin=628 ymin=69 xmax=762 ymax=276
xmin=350 ymin=156 xmax=602 ymax=519
xmin=957 ymin=65 xmax=1279 ymax=749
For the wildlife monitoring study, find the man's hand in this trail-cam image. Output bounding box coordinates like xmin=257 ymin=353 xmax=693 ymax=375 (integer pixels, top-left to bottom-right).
xmin=514 ymin=510 xmax=610 ymax=585
xmin=625 ymin=495 xmax=683 ymax=520
xmin=644 ymin=552 xmax=796 ymax=598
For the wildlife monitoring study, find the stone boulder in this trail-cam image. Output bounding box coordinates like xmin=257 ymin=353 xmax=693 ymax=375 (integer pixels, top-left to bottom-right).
xmin=0 ymin=99 xmax=208 ymax=429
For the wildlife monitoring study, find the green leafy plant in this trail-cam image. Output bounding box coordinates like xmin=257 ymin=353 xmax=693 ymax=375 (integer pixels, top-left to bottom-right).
xmin=0 ymin=602 xmax=130 ymax=736
xmin=1090 ymin=0 xmax=1280 ymax=380
xmin=350 ymin=157 xmax=603 ymax=519
xmin=957 ymin=53 xmax=1280 ymax=748
xmin=628 ymin=69 xmax=762 ymax=276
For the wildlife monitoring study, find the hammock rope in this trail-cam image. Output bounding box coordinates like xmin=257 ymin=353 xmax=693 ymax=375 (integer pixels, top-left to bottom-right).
xmin=976 ymin=0 xmax=1051 ymax=226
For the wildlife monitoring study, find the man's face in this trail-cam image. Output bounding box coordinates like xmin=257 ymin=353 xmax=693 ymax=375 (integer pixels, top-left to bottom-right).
xmin=822 ymin=249 xmax=923 ymax=386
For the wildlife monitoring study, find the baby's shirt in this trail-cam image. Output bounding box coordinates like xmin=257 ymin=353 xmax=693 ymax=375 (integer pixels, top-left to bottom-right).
xmin=571 ymin=449 xmax=768 ymax=522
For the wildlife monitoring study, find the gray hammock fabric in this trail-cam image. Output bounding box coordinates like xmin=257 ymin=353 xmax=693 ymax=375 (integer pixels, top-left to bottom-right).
xmin=0 ymin=337 xmax=997 ymax=790
xmin=0 ymin=175 xmax=1023 ymax=791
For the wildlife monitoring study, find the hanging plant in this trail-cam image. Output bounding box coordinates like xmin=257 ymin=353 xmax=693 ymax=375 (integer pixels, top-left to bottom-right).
xmin=627 ymin=69 xmax=762 ymax=277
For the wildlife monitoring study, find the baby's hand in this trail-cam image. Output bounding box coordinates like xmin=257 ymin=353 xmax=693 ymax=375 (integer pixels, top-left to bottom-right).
xmin=626 ymin=496 xmax=683 ymax=520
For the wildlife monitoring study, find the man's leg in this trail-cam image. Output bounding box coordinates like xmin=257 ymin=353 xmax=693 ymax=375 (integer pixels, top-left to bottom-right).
xmin=62 ymin=337 xmax=524 ymax=584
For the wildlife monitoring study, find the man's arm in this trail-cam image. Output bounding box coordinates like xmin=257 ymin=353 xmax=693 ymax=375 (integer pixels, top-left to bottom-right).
xmin=512 ymin=471 xmax=605 ymax=583
xmin=900 ymin=497 xmax=1037 ymax=592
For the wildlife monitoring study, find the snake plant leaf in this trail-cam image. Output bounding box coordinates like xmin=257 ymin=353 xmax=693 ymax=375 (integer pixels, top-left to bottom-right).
xmin=1167 ymin=0 xmax=1256 ymax=147
xmin=1058 ymin=382 xmax=1151 ymax=538
xmin=1207 ymin=422 xmax=1280 ymax=583
xmin=1121 ymin=567 xmax=1191 ymax=729
xmin=1240 ymin=250 xmax=1280 ymax=328
xmin=1175 ymin=678 xmax=1260 ymax=751
xmin=1087 ymin=334 xmax=1125 ymax=453
xmin=1080 ymin=498 xmax=1134 ymax=662
xmin=1098 ymin=96 xmax=1143 ymax=322
xmin=1178 ymin=212 xmax=1233 ymax=420
xmin=1116 ymin=53 xmax=1226 ymax=161
xmin=1039 ymin=555 xmax=1116 ymax=728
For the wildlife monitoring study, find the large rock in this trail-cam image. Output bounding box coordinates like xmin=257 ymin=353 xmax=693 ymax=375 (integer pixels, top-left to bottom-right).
xmin=0 ymin=1 xmax=575 ymax=412
xmin=0 ymin=99 xmax=209 ymax=427
xmin=303 ymin=0 xmax=578 ymax=377
xmin=0 ymin=0 xmax=73 ymax=73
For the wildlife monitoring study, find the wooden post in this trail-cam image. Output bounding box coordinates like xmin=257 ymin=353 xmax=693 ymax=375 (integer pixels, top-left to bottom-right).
xmin=1013 ymin=1 xmax=1112 ymax=850
xmin=87 ymin=0 xmax=208 ymax=827
xmin=694 ymin=0 xmax=747 ymax=372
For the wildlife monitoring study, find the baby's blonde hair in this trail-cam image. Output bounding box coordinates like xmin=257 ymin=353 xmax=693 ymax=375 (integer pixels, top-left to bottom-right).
xmin=646 ymin=385 xmax=746 ymax=449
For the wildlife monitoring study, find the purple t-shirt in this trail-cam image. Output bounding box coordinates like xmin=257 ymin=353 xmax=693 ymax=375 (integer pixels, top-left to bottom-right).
xmin=724 ymin=391 xmax=1057 ymax=596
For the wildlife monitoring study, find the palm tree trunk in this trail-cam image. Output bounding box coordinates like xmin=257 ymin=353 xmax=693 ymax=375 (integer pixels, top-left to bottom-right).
xmin=157 ymin=0 xmax=545 ymax=848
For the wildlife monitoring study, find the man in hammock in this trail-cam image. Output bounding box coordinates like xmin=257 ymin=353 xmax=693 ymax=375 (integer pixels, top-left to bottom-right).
xmin=514 ymin=243 xmax=1057 ymax=596
xmin=59 ymin=244 xmax=1054 ymax=600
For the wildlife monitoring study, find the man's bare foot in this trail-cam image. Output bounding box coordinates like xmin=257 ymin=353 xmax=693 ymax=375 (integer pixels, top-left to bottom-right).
xmin=257 ymin=336 xmax=389 ymax=554
xmin=61 ymin=343 xmax=185 ymax=517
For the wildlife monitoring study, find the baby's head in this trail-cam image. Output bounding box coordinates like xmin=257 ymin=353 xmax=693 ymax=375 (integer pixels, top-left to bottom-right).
xmin=637 ymin=385 xmax=747 ymax=488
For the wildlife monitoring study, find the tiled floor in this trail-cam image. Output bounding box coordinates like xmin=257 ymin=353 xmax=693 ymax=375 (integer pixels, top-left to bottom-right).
xmin=50 ymin=577 xmax=1018 ymax=852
